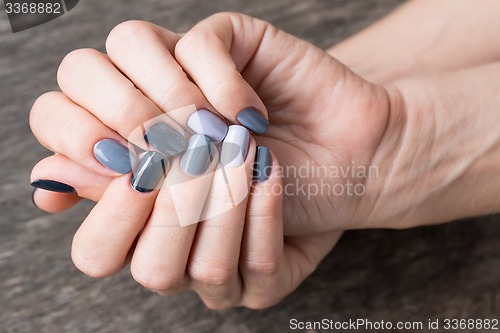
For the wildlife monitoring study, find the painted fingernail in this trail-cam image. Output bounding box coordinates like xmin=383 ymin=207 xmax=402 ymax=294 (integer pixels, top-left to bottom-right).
xmin=131 ymin=151 xmax=169 ymax=193
xmin=253 ymin=146 xmax=271 ymax=182
xmin=187 ymin=109 xmax=228 ymax=142
xmin=31 ymin=188 xmax=38 ymax=208
xmin=31 ymin=179 xmax=76 ymax=193
xmin=236 ymin=107 xmax=269 ymax=135
xmin=221 ymin=125 xmax=250 ymax=168
xmin=144 ymin=122 xmax=187 ymax=157
xmin=180 ymin=134 xmax=214 ymax=176
xmin=94 ymin=139 xmax=136 ymax=174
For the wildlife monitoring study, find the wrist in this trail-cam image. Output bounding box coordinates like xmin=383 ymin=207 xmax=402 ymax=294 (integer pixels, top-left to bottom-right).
xmin=363 ymin=65 xmax=500 ymax=228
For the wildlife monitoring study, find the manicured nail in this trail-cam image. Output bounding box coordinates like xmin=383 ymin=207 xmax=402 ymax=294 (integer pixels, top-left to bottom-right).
xmin=93 ymin=139 xmax=136 ymax=174
xmin=31 ymin=188 xmax=38 ymax=208
xmin=236 ymin=107 xmax=269 ymax=135
xmin=187 ymin=109 xmax=228 ymax=142
xmin=131 ymin=151 xmax=169 ymax=193
xmin=180 ymin=134 xmax=214 ymax=176
xmin=221 ymin=125 xmax=250 ymax=168
xmin=31 ymin=179 xmax=76 ymax=193
xmin=144 ymin=122 xmax=187 ymax=157
xmin=253 ymin=146 xmax=271 ymax=182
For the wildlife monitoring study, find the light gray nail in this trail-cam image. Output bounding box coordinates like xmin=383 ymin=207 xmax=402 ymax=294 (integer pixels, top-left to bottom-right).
xmin=180 ymin=134 xmax=214 ymax=176
xmin=144 ymin=122 xmax=187 ymax=157
xmin=131 ymin=151 xmax=169 ymax=193
xmin=187 ymin=109 xmax=228 ymax=142
xmin=94 ymin=139 xmax=136 ymax=174
xmin=236 ymin=107 xmax=269 ymax=135
xmin=221 ymin=125 xmax=249 ymax=167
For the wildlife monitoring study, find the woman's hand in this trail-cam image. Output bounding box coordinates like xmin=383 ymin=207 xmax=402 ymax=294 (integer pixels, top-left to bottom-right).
xmin=32 ymin=13 xmax=393 ymax=235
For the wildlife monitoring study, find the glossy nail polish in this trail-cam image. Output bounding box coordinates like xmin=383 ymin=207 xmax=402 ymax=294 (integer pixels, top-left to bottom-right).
xmin=31 ymin=179 xmax=76 ymax=193
xmin=131 ymin=151 xmax=169 ymax=193
xmin=94 ymin=139 xmax=136 ymax=174
xmin=221 ymin=125 xmax=250 ymax=168
xmin=187 ymin=109 xmax=228 ymax=142
xmin=253 ymin=146 xmax=272 ymax=182
xmin=180 ymin=134 xmax=214 ymax=176
xmin=236 ymin=107 xmax=269 ymax=135
xmin=144 ymin=122 xmax=187 ymax=157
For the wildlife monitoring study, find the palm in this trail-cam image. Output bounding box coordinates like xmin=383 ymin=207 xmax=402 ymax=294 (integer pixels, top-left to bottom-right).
xmin=248 ymin=37 xmax=390 ymax=235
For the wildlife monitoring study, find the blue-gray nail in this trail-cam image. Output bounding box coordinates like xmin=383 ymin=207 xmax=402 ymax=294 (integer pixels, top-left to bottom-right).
xmin=180 ymin=134 xmax=214 ymax=176
xmin=236 ymin=107 xmax=269 ymax=135
xmin=144 ymin=122 xmax=187 ymax=157
xmin=94 ymin=139 xmax=136 ymax=174
xmin=31 ymin=179 xmax=76 ymax=193
xmin=131 ymin=151 xmax=169 ymax=193
xmin=253 ymin=146 xmax=271 ymax=182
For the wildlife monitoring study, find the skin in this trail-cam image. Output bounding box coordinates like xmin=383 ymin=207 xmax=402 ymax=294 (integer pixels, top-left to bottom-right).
xmin=30 ymin=3 xmax=500 ymax=308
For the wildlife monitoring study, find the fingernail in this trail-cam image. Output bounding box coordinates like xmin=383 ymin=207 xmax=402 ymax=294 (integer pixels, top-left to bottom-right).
xmin=131 ymin=151 xmax=169 ymax=193
xmin=187 ymin=109 xmax=228 ymax=142
xmin=94 ymin=139 xmax=137 ymax=174
xmin=31 ymin=188 xmax=38 ymax=208
xmin=236 ymin=107 xmax=269 ymax=135
xmin=31 ymin=180 xmax=76 ymax=193
xmin=144 ymin=122 xmax=187 ymax=157
xmin=253 ymin=146 xmax=271 ymax=182
xmin=221 ymin=125 xmax=250 ymax=168
xmin=180 ymin=134 xmax=214 ymax=176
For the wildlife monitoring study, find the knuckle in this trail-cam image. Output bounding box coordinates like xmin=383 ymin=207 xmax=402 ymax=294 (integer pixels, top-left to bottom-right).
xmin=106 ymin=20 xmax=152 ymax=56
xmin=244 ymin=296 xmax=283 ymax=310
xmin=71 ymin=244 xmax=116 ymax=278
xmin=131 ymin=261 xmax=183 ymax=292
xmin=189 ymin=259 xmax=234 ymax=287
xmin=242 ymin=258 xmax=280 ymax=277
xmin=29 ymin=91 xmax=61 ymax=129
xmin=57 ymin=48 xmax=99 ymax=88
xmin=175 ymin=30 xmax=212 ymax=61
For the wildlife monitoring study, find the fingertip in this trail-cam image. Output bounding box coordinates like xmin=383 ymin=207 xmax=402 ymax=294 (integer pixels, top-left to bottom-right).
xmin=32 ymin=188 xmax=82 ymax=213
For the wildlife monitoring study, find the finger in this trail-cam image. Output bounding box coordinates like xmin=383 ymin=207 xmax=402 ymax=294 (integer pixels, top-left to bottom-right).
xmin=239 ymin=149 xmax=342 ymax=308
xmin=130 ymin=137 xmax=219 ymax=293
xmin=237 ymin=148 xmax=286 ymax=308
xmin=106 ymin=21 xmax=225 ymax=133
xmin=30 ymin=92 xmax=136 ymax=176
xmin=175 ymin=13 xmax=270 ymax=135
xmin=57 ymin=48 xmax=168 ymax=147
xmin=71 ymin=152 xmax=169 ymax=277
xmin=31 ymin=154 xmax=112 ymax=212
xmin=188 ymin=131 xmax=255 ymax=309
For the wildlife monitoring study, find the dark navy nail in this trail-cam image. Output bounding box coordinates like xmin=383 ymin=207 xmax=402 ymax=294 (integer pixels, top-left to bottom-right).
xmin=236 ymin=107 xmax=269 ymax=135
xmin=131 ymin=151 xmax=169 ymax=193
xmin=31 ymin=188 xmax=38 ymax=208
xmin=94 ymin=139 xmax=136 ymax=174
xmin=253 ymin=146 xmax=271 ymax=182
xmin=144 ymin=122 xmax=187 ymax=157
xmin=31 ymin=180 xmax=76 ymax=193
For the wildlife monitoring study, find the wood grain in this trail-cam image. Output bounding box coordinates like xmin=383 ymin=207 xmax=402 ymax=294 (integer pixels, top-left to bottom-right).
xmin=1 ymin=0 xmax=499 ymax=332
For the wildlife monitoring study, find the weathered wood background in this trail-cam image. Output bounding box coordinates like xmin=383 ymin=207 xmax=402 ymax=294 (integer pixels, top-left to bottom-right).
xmin=1 ymin=0 xmax=499 ymax=332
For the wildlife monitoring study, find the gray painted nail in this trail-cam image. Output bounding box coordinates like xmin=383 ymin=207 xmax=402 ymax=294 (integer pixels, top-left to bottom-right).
xmin=144 ymin=122 xmax=187 ymax=157
xmin=94 ymin=139 xmax=136 ymax=174
xmin=220 ymin=125 xmax=249 ymax=167
xmin=253 ymin=146 xmax=271 ymax=182
xmin=180 ymin=134 xmax=214 ymax=176
xmin=236 ymin=107 xmax=269 ymax=135
xmin=131 ymin=151 xmax=169 ymax=193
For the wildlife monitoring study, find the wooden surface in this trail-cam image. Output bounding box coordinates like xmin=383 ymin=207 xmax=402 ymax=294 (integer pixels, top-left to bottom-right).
xmin=1 ymin=0 xmax=500 ymax=332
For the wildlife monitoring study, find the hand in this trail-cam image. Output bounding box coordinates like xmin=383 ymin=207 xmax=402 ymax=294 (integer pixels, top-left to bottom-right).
xmin=31 ymin=13 xmax=393 ymax=235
